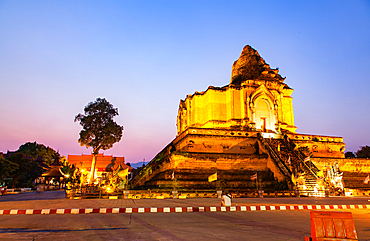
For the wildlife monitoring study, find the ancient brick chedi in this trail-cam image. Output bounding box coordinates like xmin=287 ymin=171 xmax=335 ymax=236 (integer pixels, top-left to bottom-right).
xmin=177 ymin=45 xmax=296 ymax=134
xmin=133 ymin=45 xmax=364 ymax=193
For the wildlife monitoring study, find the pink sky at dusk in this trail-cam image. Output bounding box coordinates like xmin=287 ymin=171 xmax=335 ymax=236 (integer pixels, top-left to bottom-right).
xmin=1 ymin=1 xmax=369 ymax=164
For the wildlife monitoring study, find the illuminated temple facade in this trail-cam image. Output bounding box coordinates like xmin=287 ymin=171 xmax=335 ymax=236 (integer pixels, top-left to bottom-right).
xmin=133 ymin=45 xmax=367 ymax=193
xmin=177 ymin=51 xmax=296 ymax=134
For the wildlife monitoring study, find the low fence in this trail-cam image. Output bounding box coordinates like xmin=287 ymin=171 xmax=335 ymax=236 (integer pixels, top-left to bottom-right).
xmin=65 ymin=188 xmax=302 ymax=199
xmin=1 ymin=188 xmax=32 ymax=195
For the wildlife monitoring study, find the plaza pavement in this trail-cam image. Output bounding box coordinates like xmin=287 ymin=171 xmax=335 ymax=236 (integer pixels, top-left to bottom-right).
xmin=1 ymin=191 xmax=370 ymax=240
xmin=1 ymin=190 xmax=369 ymax=215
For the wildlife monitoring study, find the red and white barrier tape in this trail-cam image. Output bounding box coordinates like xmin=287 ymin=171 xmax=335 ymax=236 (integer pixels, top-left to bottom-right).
xmin=1 ymin=204 xmax=369 ymax=215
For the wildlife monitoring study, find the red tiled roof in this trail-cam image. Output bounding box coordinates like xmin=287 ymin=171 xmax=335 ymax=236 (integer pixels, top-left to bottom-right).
xmin=67 ymin=154 xmax=132 ymax=172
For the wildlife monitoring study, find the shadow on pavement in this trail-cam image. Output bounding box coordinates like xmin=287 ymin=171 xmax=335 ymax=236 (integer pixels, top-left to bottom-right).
xmin=0 ymin=227 xmax=127 ymax=233
xmin=0 ymin=190 xmax=66 ymax=202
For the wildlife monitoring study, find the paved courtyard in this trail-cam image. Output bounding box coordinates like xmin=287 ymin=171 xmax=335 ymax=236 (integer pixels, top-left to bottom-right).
xmin=1 ymin=190 xmax=370 ymax=240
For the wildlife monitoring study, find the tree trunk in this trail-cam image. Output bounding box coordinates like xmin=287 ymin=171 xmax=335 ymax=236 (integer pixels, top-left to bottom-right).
xmin=12 ymin=177 xmax=18 ymax=189
xmin=89 ymin=153 xmax=98 ymax=184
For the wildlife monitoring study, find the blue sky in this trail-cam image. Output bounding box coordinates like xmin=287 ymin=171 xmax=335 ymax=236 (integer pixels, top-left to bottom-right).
xmin=1 ymin=1 xmax=369 ymax=163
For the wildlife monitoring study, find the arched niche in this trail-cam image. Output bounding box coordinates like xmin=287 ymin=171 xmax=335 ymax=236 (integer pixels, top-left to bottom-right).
xmin=249 ymin=85 xmax=276 ymax=132
xmin=254 ymin=98 xmax=275 ymax=132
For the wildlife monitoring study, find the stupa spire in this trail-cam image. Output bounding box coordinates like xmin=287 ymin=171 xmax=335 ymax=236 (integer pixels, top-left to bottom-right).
xmin=230 ymin=45 xmax=285 ymax=85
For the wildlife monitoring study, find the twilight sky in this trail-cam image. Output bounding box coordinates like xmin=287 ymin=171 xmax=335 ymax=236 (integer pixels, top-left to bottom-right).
xmin=1 ymin=1 xmax=369 ymax=163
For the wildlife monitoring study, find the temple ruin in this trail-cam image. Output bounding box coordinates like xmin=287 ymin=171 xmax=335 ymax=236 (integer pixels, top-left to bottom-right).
xmin=132 ymin=45 xmax=368 ymax=195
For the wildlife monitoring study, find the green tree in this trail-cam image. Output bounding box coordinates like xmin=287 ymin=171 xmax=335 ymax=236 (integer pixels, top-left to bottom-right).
xmin=18 ymin=142 xmax=60 ymax=165
xmin=0 ymin=156 xmax=19 ymax=182
xmin=345 ymin=151 xmax=356 ymax=158
xmin=59 ymin=158 xmax=76 ymax=184
xmin=7 ymin=153 xmax=43 ymax=188
xmin=356 ymin=145 xmax=370 ymax=158
xmin=75 ymin=97 xmax=123 ymax=184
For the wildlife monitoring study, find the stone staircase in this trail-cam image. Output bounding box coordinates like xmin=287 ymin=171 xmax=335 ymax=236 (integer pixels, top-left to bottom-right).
xmin=258 ymin=134 xmax=292 ymax=181
xmin=261 ymin=134 xmax=323 ymax=196
xmin=298 ymin=174 xmax=324 ymax=197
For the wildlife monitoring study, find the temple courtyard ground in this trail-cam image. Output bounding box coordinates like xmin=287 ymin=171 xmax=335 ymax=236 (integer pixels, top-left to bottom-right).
xmin=1 ymin=190 xmax=370 ymax=240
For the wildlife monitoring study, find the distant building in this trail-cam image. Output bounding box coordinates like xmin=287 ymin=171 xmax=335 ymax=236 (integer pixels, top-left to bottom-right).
xmin=67 ymin=153 xmax=133 ymax=177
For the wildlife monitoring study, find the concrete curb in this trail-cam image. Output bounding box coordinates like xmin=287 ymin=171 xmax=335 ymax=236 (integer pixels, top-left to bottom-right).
xmin=1 ymin=204 xmax=370 ymax=215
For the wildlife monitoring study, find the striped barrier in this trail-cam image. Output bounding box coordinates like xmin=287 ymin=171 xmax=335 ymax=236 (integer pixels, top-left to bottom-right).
xmin=1 ymin=204 xmax=370 ymax=215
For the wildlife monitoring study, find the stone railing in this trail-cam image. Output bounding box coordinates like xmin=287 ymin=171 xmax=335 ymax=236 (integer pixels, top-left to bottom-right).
xmin=257 ymin=134 xmax=292 ymax=180
xmin=282 ymin=137 xmax=319 ymax=179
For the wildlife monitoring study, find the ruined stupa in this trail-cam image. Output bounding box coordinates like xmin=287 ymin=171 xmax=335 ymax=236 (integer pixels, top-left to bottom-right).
xmin=132 ymin=45 xmax=351 ymax=194
xmin=231 ymin=45 xmax=285 ymax=85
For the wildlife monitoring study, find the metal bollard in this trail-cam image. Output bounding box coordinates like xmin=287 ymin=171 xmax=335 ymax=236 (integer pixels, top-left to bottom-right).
xmin=124 ymin=190 xmax=130 ymax=199
xmin=258 ymin=190 xmax=264 ymax=198
xmin=217 ymin=190 xmax=222 ymax=198
xmin=172 ymin=190 xmax=178 ymax=199
xmin=295 ymin=190 xmax=300 ymax=197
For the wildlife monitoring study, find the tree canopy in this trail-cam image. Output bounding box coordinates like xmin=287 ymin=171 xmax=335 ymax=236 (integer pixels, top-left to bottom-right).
xmin=356 ymin=145 xmax=370 ymax=158
xmin=75 ymin=97 xmax=123 ymax=154
xmin=0 ymin=156 xmax=18 ymax=182
xmin=18 ymin=142 xmax=60 ymax=165
xmin=344 ymin=146 xmax=370 ymax=158
xmin=345 ymin=151 xmax=356 ymax=158
xmin=1 ymin=142 xmax=61 ymax=187
xmin=75 ymin=97 xmax=123 ymax=183
xmin=6 ymin=153 xmax=43 ymax=188
xmin=59 ymin=158 xmax=76 ymax=184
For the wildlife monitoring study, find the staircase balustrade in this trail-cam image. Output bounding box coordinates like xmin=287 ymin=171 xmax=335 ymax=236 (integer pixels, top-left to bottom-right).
xmin=257 ymin=134 xmax=292 ymax=180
